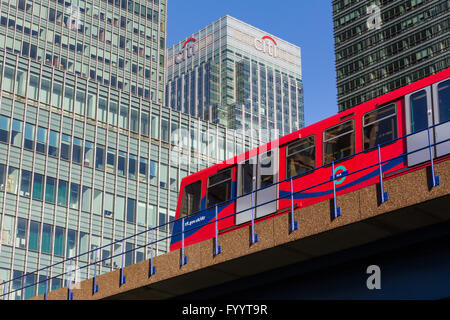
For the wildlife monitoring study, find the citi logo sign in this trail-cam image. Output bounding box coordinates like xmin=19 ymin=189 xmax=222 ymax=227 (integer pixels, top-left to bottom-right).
xmin=254 ymin=35 xmax=278 ymax=58
xmin=175 ymin=37 xmax=196 ymax=64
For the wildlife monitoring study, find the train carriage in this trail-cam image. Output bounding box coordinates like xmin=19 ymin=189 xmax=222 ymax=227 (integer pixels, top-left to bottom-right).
xmin=170 ymin=68 xmax=450 ymax=252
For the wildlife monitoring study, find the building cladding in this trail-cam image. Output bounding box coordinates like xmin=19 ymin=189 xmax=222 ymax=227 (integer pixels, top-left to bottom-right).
xmin=0 ymin=1 xmax=262 ymax=300
xmin=333 ymin=0 xmax=450 ymax=112
xmin=165 ymin=15 xmax=304 ymax=142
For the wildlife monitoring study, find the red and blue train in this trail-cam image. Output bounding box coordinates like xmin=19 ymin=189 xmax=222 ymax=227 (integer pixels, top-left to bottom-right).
xmin=170 ymin=68 xmax=450 ymax=252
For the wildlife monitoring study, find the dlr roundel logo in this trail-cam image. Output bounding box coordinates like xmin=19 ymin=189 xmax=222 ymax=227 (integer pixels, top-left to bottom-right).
xmin=254 ymin=35 xmax=278 ymax=58
xmin=175 ymin=37 xmax=196 ymax=64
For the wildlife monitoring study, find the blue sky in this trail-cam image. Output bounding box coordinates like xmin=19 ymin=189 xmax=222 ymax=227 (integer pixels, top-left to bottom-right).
xmin=166 ymin=0 xmax=338 ymax=126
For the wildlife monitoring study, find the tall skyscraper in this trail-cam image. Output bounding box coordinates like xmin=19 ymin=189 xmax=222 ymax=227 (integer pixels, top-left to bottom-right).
xmin=0 ymin=1 xmax=259 ymax=300
xmin=166 ymin=15 xmax=304 ymax=142
xmin=333 ymin=0 xmax=449 ymax=112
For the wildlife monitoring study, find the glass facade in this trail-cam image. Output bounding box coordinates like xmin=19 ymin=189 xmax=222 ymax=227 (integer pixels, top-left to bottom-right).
xmin=0 ymin=1 xmax=263 ymax=300
xmin=166 ymin=15 xmax=305 ymax=142
xmin=333 ymin=0 xmax=450 ymax=112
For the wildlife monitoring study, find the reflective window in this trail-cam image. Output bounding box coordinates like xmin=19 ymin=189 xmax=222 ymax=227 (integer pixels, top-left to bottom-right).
xmin=127 ymin=198 xmax=136 ymax=223
xmin=24 ymin=123 xmax=35 ymax=150
xmin=16 ymin=218 xmax=27 ymax=249
xmin=118 ymin=151 xmax=127 ymax=176
xmin=28 ymin=73 xmax=39 ymax=100
xmin=60 ymin=134 xmax=71 ymax=160
xmin=36 ymin=126 xmax=47 ymax=154
xmin=64 ymin=86 xmax=74 ymax=111
xmin=54 ymin=227 xmax=65 ymax=257
xmin=410 ymin=90 xmax=428 ymax=134
xmin=66 ymin=229 xmax=77 ymax=258
xmin=0 ymin=115 xmax=9 ymax=143
xmin=108 ymin=100 xmax=118 ymax=126
xmin=159 ymin=164 xmax=168 ymax=188
xmin=6 ymin=167 xmax=19 ymax=194
xmin=20 ymin=170 xmax=31 ymax=197
xmin=72 ymin=137 xmax=82 ymax=163
xmin=104 ymin=193 xmax=114 ymax=216
xmin=84 ymin=141 xmax=94 ymax=167
xmin=180 ymin=180 xmax=202 ymax=218
xmin=115 ymin=195 xmax=125 ymax=221
xmin=363 ymin=104 xmax=397 ymax=150
xmin=69 ymin=183 xmax=80 ymax=209
xmin=141 ymin=110 xmax=149 ymax=136
xmin=98 ymin=97 xmax=107 ymax=122
xmin=32 ymin=173 xmax=44 ymax=200
xmin=11 ymin=119 xmax=22 ymax=146
xmin=93 ymin=189 xmax=103 ymax=215
xmin=81 ymin=186 xmax=91 ymax=212
xmin=40 ymin=77 xmax=51 ymax=104
xmin=207 ymin=169 xmax=232 ymax=208
xmin=28 ymin=221 xmax=40 ymax=251
xmin=139 ymin=157 xmax=147 ymax=182
xmin=437 ymin=80 xmax=450 ymax=123
xmin=323 ymin=120 xmax=355 ymax=164
xmin=95 ymin=145 xmax=105 ymax=170
xmin=106 ymin=147 xmax=116 ymax=173
xmin=130 ymin=107 xmax=139 ymax=132
xmin=119 ymin=104 xmax=129 ymax=129
xmin=45 ymin=176 xmax=56 ymax=203
xmin=41 ymin=224 xmax=53 ymax=254
xmin=128 ymin=154 xmax=137 ymax=179
xmin=48 ymin=130 xmax=59 ymax=157
xmin=57 ymin=180 xmax=68 ymax=206
xmin=52 ymin=81 xmax=63 ymax=107
xmin=286 ymin=136 xmax=315 ymax=178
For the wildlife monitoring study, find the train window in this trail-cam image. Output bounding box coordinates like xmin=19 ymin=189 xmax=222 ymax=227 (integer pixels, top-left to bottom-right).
xmin=410 ymin=90 xmax=428 ymax=134
xmin=241 ymin=160 xmax=254 ymax=195
xmin=260 ymin=151 xmax=274 ymax=188
xmin=286 ymin=136 xmax=315 ymax=179
xmin=363 ymin=103 xmax=397 ymax=150
xmin=180 ymin=180 xmax=202 ymax=218
xmin=323 ymin=120 xmax=355 ymax=164
xmin=207 ymin=168 xmax=232 ymax=208
xmin=438 ymin=80 xmax=450 ymax=123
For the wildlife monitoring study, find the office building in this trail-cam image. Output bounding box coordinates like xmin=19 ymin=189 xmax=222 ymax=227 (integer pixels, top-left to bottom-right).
xmin=0 ymin=0 xmax=260 ymax=300
xmin=166 ymin=15 xmax=304 ymax=142
xmin=333 ymin=0 xmax=449 ymax=112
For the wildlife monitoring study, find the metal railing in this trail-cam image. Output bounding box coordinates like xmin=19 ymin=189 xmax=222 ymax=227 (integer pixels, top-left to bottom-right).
xmin=0 ymin=120 xmax=448 ymax=300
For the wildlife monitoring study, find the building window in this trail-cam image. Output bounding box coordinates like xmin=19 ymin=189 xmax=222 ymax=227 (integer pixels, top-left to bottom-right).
xmin=52 ymin=81 xmax=63 ymax=108
xmin=106 ymin=147 xmax=116 ymax=173
xmin=41 ymin=224 xmax=52 ymax=254
xmin=71 ymin=137 xmax=82 ymax=164
xmin=28 ymin=221 xmax=40 ymax=251
xmin=57 ymin=180 xmax=68 ymax=206
xmin=286 ymin=135 xmax=316 ymax=178
xmin=24 ymin=123 xmax=35 ymax=150
xmin=40 ymin=77 xmax=51 ymax=104
xmin=130 ymin=107 xmax=139 ymax=132
xmin=36 ymin=126 xmax=47 ymax=154
xmin=81 ymin=186 xmax=91 ymax=212
xmin=45 ymin=176 xmax=56 ymax=203
xmin=149 ymin=160 xmax=157 ymax=185
xmin=11 ymin=119 xmax=22 ymax=146
xmin=54 ymin=227 xmax=65 ymax=257
xmin=98 ymin=96 xmax=107 ymax=122
xmin=159 ymin=164 xmax=168 ymax=188
xmin=363 ymin=104 xmax=397 ymax=150
xmin=118 ymin=151 xmax=127 ymax=176
xmin=32 ymin=173 xmax=44 ymax=200
xmin=66 ymin=229 xmax=77 ymax=258
xmin=16 ymin=218 xmax=27 ymax=249
xmin=28 ymin=73 xmax=39 ymax=100
xmin=64 ymin=86 xmax=74 ymax=111
xmin=119 ymin=104 xmax=129 ymax=129
xmin=323 ymin=120 xmax=355 ymax=164
xmin=0 ymin=115 xmax=10 ymax=143
xmin=127 ymin=198 xmax=136 ymax=223
xmin=6 ymin=167 xmax=19 ymax=194
xmin=95 ymin=145 xmax=105 ymax=170
xmin=48 ymin=130 xmax=59 ymax=157
xmin=115 ymin=195 xmax=125 ymax=221
xmin=104 ymin=193 xmax=114 ymax=216
xmin=60 ymin=134 xmax=71 ymax=160
xmin=93 ymin=189 xmax=103 ymax=215
xmin=84 ymin=141 xmax=94 ymax=167
xmin=128 ymin=154 xmax=137 ymax=179
xmin=20 ymin=169 xmax=31 ymax=197
xmin=139 ymin=157 xmax=147 ymax=182
xmin=69 ymin=183 xmax=80 ymax=209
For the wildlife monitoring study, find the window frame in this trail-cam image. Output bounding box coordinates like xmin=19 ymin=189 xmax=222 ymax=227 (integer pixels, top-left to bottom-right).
xmin=362 ymin=103 xmax=398 ymax=151
xmin=285 ymin=134 xmax=316 ymax=179
xmin=206 ymin=168 xmax=233 ymax=209
xmin=323 ymin=119 xmax=355 ymax=165
xmin=180 ymin=180 xmax=202 ymax=218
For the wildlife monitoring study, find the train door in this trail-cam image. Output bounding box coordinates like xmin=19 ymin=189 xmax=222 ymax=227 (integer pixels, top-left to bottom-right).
xmin=405 ymin=86 xmax=435 ymax=166
xmin=236 ymin=149 xmax=278 ymax=225
xmin=432 ymin=78 xmax=450 ymax=158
